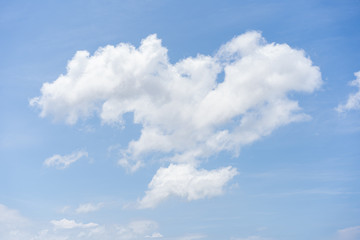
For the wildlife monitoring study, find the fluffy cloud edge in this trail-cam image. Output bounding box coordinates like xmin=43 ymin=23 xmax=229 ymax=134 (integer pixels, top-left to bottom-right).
xmin=336 ymin=71 xmax=360 ymax=112
xmin=0 ymin=203 xmax=29 ymax=228
xmin=138 ymin=164 xmax=238 ymax=208
xmin=50 ymin=218 xmax=98 ymax=229
xmin=44 ymin=150 xmax=88 ymax=169
xmin=75 ymin=202 xmax=104 ymax=214
xmin=337 ymin=225 xmax=360 ymax=240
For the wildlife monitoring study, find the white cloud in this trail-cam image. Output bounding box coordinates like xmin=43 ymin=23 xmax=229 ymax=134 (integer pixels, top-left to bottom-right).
xmin=0 ymin=203 xmax=28 ymax=225
xmin=75 ymin=203 xmax=104 ymax=214
xmin=116 ymin=220 xmax=160 ymax=240
xmin=138 ymin=164 xmax=238 ymax=208
xmin=0 ymin=204 xmax=161 ymax=240
xmin=336 ymin=71 xmax=360 ymax=112
xmin=44 ymin=150 xmax=88 ymax=169
xmin=145 ymin=232 xmax=163 ymax=238
xmin=0 ymin=204 xmax=31 ymax=240
xmin=31 ymin=229 xmax=69 ymax=240
xmin=31 ymin=31 xmax=322 ymax=206
xmin=50 ymin=218 xmax=98 ymax=229
xmin=337 ymin=226 xmax=360 ymax=240
xmin=17 ymin=219 xmax=159 ymax=240
xmin=30 ymin=224 xmax=106 ymax=240
xmin=31 ymin=31 xmax=321 ymax=170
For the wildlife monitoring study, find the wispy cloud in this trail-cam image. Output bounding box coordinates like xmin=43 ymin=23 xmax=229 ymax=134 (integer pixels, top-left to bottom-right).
xmin=50 ymin=218 xmax=98 ymax=229
xmin=0 ymin=204 xmax=161 ymax=240
xmin=75 ymin=202 xmax=104 ymax=214
xmin=337 ymin=225 xmax=360 ymax=240
xmin=0 ymin=204 xmax=30 ymax=239
xmin=117 ymin=220 xmax=161 ymax=240
xmin=0 ymin=203 xmax=28 ymax=225
xmin=44 ymin=150 xmax=88 ymax=169
xmin=336 ymin=71 xmax=360 ymax=112
xmin=145 ymin=232 xmax=163 ymax=238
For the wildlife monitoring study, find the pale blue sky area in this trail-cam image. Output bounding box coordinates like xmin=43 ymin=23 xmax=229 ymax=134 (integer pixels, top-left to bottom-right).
xmin=1 ymin=1 xmax=360 ymax=240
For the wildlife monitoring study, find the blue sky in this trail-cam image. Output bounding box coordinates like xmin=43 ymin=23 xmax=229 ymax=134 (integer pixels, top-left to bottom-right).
xmin=1 ymin=0 xmax=360 ymax=240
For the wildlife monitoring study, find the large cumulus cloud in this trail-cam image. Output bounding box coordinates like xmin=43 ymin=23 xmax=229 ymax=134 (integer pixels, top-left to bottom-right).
xmin=31 ymin=31 xmax=322 ymax=207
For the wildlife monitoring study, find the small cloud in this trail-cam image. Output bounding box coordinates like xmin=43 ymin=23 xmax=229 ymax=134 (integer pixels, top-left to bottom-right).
xmin=336 ymin=71 xmax=360 ymax=112
xmin=0 ymin=204 xmax=32 ymax=240
xmin=116 ymin=220 xmax=160 ymax=240
xmin=50 ymin=218 xmax=98 ymax=229
xmin=44 ymin=150 xmax=88 ymax=169
xmin=118 ymin=157 xmax=144 ymax=173
xmin=145 ymin=232 xmax=163 ymax=238
xmin=337 ymin=226 xmax=360 ymax=240
xmin=75 ymin=202 xmax=104 ymax=214
xmin=138 ymin=164 xmax=238 ymax=208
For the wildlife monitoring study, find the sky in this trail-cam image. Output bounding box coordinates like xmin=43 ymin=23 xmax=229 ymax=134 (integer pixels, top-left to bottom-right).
xmin=1 ymin=0 xmax=360 ymax=240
